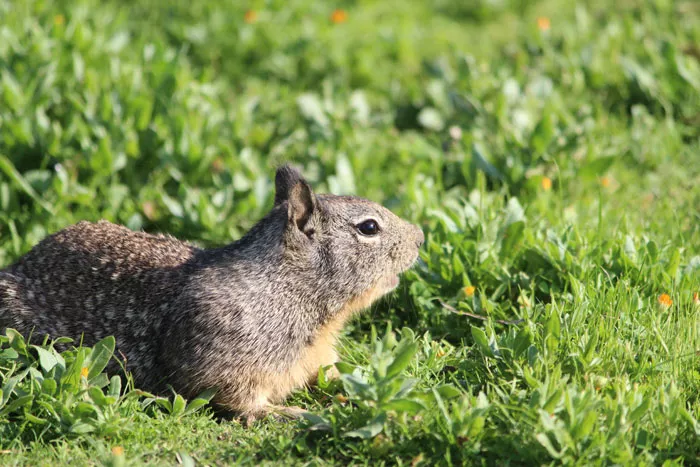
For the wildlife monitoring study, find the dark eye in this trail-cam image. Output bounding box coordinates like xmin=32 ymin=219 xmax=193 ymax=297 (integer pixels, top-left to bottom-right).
xmin=357 ymin=219 xmax=380 ymax=236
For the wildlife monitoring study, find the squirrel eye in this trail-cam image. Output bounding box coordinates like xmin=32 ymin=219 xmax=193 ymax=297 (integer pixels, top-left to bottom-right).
xmin=356 ymin=219 xmax=380 ymax=236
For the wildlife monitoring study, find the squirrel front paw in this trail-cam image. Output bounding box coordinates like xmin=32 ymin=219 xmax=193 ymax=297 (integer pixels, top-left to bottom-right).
xmin=240 ymin=405 xmax=307 ymax=427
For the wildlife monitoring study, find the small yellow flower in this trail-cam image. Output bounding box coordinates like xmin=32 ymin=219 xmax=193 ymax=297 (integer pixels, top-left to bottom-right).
xmin=518 ymin=295 xmax=532 ymax=308
xmin=80 ymin=367 xmax=89 ymax=379
xmin=436 ymin=350 xmax=446 ymax=358
xmin=600 ymin=176 xmax=611 ymax=188
xmin=334 ymin=394 xmax=348 ymax=403
xmin=330 ymin=9 xmax=348 ymax=24
xmin=658 ymin=293 xmax=672 ymax=308
xmin=244 ymin=10 xmax=257 ymax=24
xmin=54 ymin=14 xmax=65 ymax=26
xmin=464 ymin=286 xmax=476 ymax=297
xmin=541 ymin=176 xmax=552 ymax=191
xmin=111 ymin=446 xmax=124 ymax=456
xmin=537 ymin=17 xmax=551 ymax=31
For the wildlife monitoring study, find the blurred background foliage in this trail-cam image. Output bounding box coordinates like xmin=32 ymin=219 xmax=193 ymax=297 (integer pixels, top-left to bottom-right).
xmin=0 ymin=0 xmax=699 ymax=463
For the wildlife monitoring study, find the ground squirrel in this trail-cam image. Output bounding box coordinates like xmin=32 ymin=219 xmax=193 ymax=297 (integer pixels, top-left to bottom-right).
xmin=0 ymin=165 xmax=424 ymax=421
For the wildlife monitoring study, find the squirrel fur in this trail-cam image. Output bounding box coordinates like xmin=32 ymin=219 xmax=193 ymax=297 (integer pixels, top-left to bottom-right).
xmin=0 ymin=165 xmax=424 ymax=420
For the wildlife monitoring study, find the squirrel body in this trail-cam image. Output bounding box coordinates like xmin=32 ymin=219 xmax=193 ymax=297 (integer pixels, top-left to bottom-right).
xmin=0 ymin=166 xmax=423 ymax=419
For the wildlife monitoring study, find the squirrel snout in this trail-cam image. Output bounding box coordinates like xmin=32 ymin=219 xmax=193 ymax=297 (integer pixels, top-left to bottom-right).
xmin=414 ymin=227 xmax=425 ymax=248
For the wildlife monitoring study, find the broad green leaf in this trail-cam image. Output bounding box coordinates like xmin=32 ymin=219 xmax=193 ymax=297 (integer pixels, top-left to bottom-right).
xmin=41 ymin=378 xmax=57 ymax=395
xmin=394 ymin=378 xmax=418 ymax=400
xmin=176 ymin=452 xmax=196 ymax=467
xmin=0 ymin=395 xmax=33 ymax=416
xmin=171 ymin=394 xmax=187 ymax=416
xmin=382 ymin=398 xmax=426 ymax=414
xmin=546 ymin=310 xmax=561 ymax=340
xmin=434 ymin=384 xmax=462 ymax=399
xmin=1 ymin=370 xmax=29 ymax=408
xmin=535 ymin=433 xmax=563 ymax=459
xmin=183 ymin=388 xmax=216 ymax=416
xmin=6 ymin=328 xmax=27 ymax=352
xmin=343 ymin=413 xmax=386 ymax=439
xmin=24 ymin=413 xmax=48 ymax=425
xmin=542 ymin=388 xmax=563 ymax=413
xmin=666 ymin=248 xmax=681 ymax=280
xmin=500 ymin=221 xmax=525 ymax=258
xmin=154 ymin=397 xmax=173 ymax=412
xmin=572 ymin=410 xmax=597 ymax=440
xmin=87 ymin=336 xmax=115 ymax=379
xmin=385 ymin=342 xmax=418 ymax=379
xmin=471 ymin=326 xmax=493 ymax=357
xmin=88 ymin=387 xmax=108 ymax=406
xmin=0 ymin=348 xmax=19 ymax=360
xmin=1 ymin=70 xmax=26 ymax=112
xmin=302 ymin=412 xmax=332 ymax=432
xmin=335 ymin=361 xmax=356 ymax=375
xmin=465 ymin=416 xmax=486 ymax=438
xmin=108 ymin=376 xmax=122 ymax=398
xmin=579 ymin=156 xmax=615 ymax=180
xmin=70 ymin=422 xmax=96 ymax=434
xmin=629 ymin=398 xmax=650 ymax=423
xmin=530 ymin=113 xmax=554 ymax=154
xmin=32 ymin=346 xmax=63 ymax=373
xmin=341 ymin=374 xmax=376 ymax=400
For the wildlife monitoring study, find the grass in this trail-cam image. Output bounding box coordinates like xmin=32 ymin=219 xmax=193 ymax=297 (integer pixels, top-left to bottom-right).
xmin=1 ymin=0 xmax=699 ymax=464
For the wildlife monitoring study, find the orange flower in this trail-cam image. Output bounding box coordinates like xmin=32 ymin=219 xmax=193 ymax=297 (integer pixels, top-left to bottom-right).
xmin=330 ymin=9 xmax=347 ymax=24
xmin=244 ymin=10 xmax=257 ymax=24
xmin=537 ymin=17 xmax=551 ymax=31
xmin=54 ymin=14 xmax=65 ymax=26
xmin=600 ymin=176 xmax=611 ymax=188
xmin=80 ymin=367 xmax=89 ymax=379
xmin=693 ymin=292 xmax=699 ymax=306
xmin=211 ymin=157 xmax=225 ymax=174
xmin=541 ymin=176 xmax=552 ymax=191
xmin=658 ymin=293 xmax=672 ymax=308
xmin=111 ymin=446 xmax=124 ymax=456
xmin=464 ymin=286 xmax=476 ymax=297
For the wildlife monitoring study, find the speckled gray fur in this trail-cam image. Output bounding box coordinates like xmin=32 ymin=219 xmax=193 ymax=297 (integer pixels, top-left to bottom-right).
xmin=0 ymin=165 xmax=424 ymax=416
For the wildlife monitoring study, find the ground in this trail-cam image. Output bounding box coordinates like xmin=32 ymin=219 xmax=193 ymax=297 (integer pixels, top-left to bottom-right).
xmin=0 ymin=0 xmax=699 ymax=465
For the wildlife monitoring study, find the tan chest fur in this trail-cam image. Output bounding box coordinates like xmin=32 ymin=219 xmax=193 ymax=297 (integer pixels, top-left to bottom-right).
xmin=260 ymin=283 xmax=385 ymax=405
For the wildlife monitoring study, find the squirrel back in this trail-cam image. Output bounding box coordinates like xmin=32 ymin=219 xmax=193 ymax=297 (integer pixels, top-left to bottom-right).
xmin=0 ymin=165 xmax=424 ymax=418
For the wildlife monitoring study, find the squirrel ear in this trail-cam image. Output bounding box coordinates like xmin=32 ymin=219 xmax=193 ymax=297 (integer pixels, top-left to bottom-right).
xmin=287 ymin=180 xmax=316 ymax=231
xmin=274 ymin=165 xmax=316 ymax=231
xmin=274 ymin=164 xmax=304 ymax=206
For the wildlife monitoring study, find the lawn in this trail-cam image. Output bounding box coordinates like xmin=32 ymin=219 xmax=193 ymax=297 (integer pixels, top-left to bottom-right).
xmin=1 ymin=0 xmax=699 ymax=464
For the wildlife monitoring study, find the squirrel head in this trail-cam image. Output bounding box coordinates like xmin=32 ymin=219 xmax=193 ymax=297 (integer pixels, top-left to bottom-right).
xmin=272 ymin=164 xmax=424 ymax=307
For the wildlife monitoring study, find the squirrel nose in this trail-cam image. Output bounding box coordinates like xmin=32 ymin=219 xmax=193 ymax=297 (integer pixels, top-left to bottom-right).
xmin=415 ymin=227 xmax=425 ymax=248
